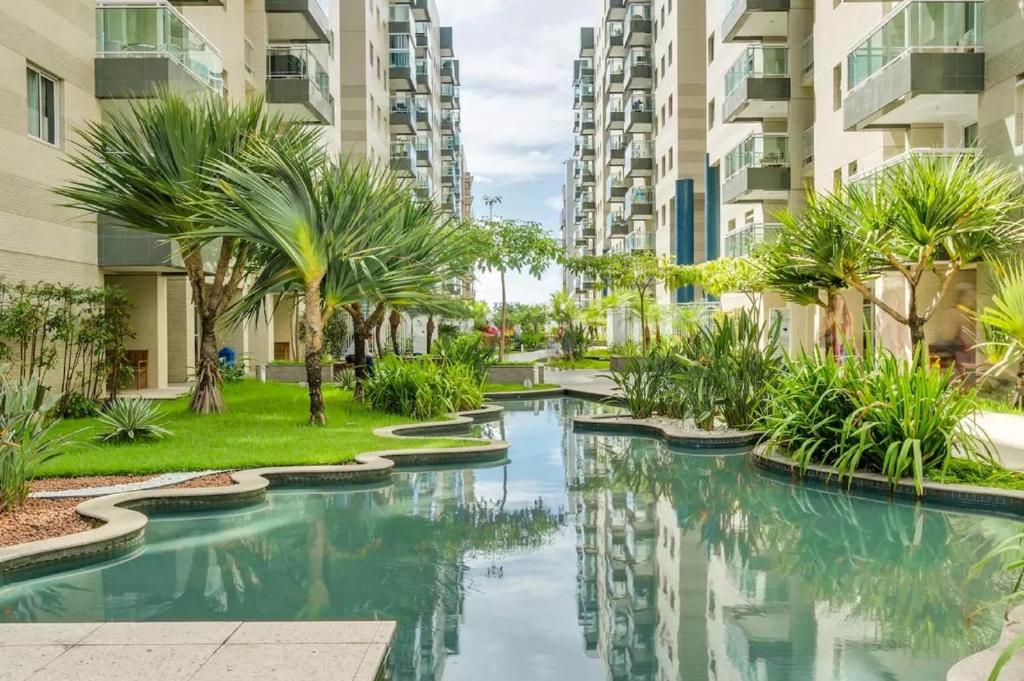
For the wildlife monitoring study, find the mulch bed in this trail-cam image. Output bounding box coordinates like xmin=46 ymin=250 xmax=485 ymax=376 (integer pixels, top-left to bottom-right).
xmin=2 ymin=473 xmax=239 ymax=549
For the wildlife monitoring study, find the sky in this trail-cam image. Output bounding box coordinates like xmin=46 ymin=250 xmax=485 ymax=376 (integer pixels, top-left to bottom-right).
xmin=442 ymin=0 xmax=595 ymax=307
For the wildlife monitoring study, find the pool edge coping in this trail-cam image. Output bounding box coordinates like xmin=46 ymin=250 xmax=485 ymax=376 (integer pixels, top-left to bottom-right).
xmin=0 ymin=404 xmax=509 ymax=580
xmin=572 ymin=413 xmax=763 ymax=448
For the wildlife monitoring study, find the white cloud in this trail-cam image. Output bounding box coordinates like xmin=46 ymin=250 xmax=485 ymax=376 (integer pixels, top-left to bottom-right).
xmin=543 ymin=195 xmax=564 ymax=211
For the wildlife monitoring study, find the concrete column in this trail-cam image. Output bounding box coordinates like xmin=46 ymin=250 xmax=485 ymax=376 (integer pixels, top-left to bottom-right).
xmin=108 ymin=274 xmax=168 ymax=390
xmin=165 ymin=276 xmax=194 ymax=385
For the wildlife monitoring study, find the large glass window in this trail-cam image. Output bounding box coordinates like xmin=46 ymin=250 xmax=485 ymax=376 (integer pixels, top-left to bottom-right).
xmin=724 ymin=46 xmax=788 ymax=95
xmin=26 ymin=66 xmax=58 ymax=145
xmin=724 ymin=134 xmax=789 ymax=179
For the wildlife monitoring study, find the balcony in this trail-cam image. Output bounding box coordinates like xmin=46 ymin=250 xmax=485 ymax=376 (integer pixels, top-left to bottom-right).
xmin=624 ymin=3 xmax=653 ymax=47
xmin=575 ymin=110 xmax=596 ymax=133
xmin=266 ymin=46 xmax=334 ymax=125
xmin=625 ymin=49 xmax=652 ymax=90
xmin=576 ymin=137 xmax=596 ymax=160
xmin=575 ymin=82 xmax=596 ymax=106
xmin=848 ymin=146 xmax=980 ymax=185
xmin=441 ymin=83 xmax=460 ymax=107
xmin=416 ymin=58 xmax=432 ymax=91
xmin=414 ymin=139 xmax=433 ymax=167
xmin=265 ymin=0 xmax=332 ymax=44
xmin=415 ymin=100 xmax=433 ymax=131
xmin=625 ymin=185 xmax=653 ymax=218
xmin=801 ymin=126 xmax=814 ymax=172
xmin=722 ymin=134 xmax=790 ymax=203
xmin=725 ymin=223 xmax=781 ymax=257
xmin=441 ymin=113 xmax=459 ymax=132
xmin=626 ymin=95 xmax=653 ymax=132
xmin=721 ymin=0 xmax=789 ymax=43
xmin=441 ymin=58 xmax=459 ymax=84
xmin=390 ymin=97 xmax=417 ymax=133
xmin=843 ymin=0 xmax=983 ymax=131
xmin=387 ymin=5 xmax=414 ymax=36
xmin=624 ymin=139 xmax=653 ymax=177
xmin=579 ymin=219 xmax=597 ymax=240
xmin=390 ymin=141 xmax=416 ymax=178
xmin=607 ymin=138 xmax=626 ymax=166
xmin=578 ymin=162 xmax=596 ymax=184
xmin=606 ymin=173 xmax=629 ymax=200
xmin=723 ymin=46 xmax=790 ymax=123
xmin=389 ymin=38 xmax=416 ymax=91
xmin=441 ymin=136 xmax=459 ymax=158
xmin=801 ymin=35 xmax=814 ymax=87
xmin=606 ymin=100 xmax=626 ymax=130
xmin=414 ymin=175 xmax=434 ymax=199
xmin=605 ymin=0 xmax=626 ymax=20
xmin=605 ymin=58 xmax=625 ymax=92
xmin=605 ymin=21 xmax=625 ymax=54
xmin=626 ymin=230 xmax=655 ymax=252
xmin=606 ymin=209 xmax=629 ymax=237
xmin=577 ymin=192 xmax=596 ymax=212
xmin=95 ymin=1 xmax=224 ymax=98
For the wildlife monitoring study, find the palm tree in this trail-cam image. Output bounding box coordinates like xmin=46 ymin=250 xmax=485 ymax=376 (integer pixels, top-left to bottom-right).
xmin=196 ymin=146 xmax=403 ymax=425
xmin=483 ymin=195 xmax=502 ymax=221
xmin=975 ymin=258 xmax=1024 ymax=408
xmin=761 ymin=191 xmax=873 ymax=357
xmin=843 ymin=155 xmax=1024 ymax=349
xmin=58 ymin=92 xmax=320 ymax=414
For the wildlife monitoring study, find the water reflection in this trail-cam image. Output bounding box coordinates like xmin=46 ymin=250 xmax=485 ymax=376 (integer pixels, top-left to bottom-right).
xmin=0 ymin=398 xmax=1019 ymax=681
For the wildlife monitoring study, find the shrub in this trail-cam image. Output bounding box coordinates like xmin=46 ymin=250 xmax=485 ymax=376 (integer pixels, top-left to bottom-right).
xmin=335 ymin=367 xmax=357 ymax=391
xmin=63 ymin=392 xmax=100 ymax=419
xmin=518 ymin=329 xmax=548 ymax=351
xmin=219 ymin=357 xmax=247 ymax=383
xmin=761 ymin=347 xmax=992 ymax=493
xmin=560 ymin=323 xmax=590 ymax=361
xmin=97 ymin=398 xmax=171 ymax=444
xmin=605 ymin=350 xmax=678 ymax=419
xmin=433 ymin=333 xmax=495 ymax=383
xmin=0 ymin=375 xmax=81 ymax=512
xmin=364 ymin=357 xmax=484 ymax=419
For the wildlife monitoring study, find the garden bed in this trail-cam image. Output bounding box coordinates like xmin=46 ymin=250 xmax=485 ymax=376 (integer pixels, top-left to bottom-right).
xmin=486 ymin=364 xmax=545 ymax=386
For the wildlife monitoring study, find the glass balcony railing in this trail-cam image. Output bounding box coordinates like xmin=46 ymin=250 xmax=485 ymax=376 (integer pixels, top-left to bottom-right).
xmin=267 ymin=45 xmax=329 ymax=96
xmin=388 ymin=5 xmax=413 ymax=23
xmin=847 ymin=0 xmax=982 ymax=91
xmin=724 ymin=133 xmax=789 ymax=180
xmin=724 ymin=45 xmax=788 ymax=96
xmin=629 ymin=92 xmax=653 ymax=112
xmin=725 ymin=223 xmax=781 ymax=257
xmin=848 ymin=146 xmax=980 ymax=184
xmin=607 ymin=21 xmax=625 ymax=40
xmin=627 ymin=230 xmax=655 ymax=251
xmin=625 ymin=185 xmax=653 ymax=210
xmin=627 ymin=139 xmax=654 ymax=159
xmin=390 ymin=96 xmax=415 ymax=115
xmin=390 ymin=141 xmax=415 ymax=163
xmin=95 ymin=0 xmax=223 ymax=92
xmin=389 ymin=33 xmax=415 ymax=69
xmin=607 ymin=172 xmax=627 ymax=195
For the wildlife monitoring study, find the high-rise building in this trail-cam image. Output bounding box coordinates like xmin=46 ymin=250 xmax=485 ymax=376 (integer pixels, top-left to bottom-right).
xmin=567 ymin=0 xmax=1024 ymax=355
xmin=2 ymin=0 xmax=470 ymax=390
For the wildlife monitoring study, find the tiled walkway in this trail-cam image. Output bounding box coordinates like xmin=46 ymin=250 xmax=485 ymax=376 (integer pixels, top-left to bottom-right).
xmin=0 ymin=621 xmax=395 ymax=681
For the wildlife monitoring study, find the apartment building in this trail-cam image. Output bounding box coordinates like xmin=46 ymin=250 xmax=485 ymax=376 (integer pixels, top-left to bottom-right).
xmin=2 ymin=0 xmax=470 ymax=390
xmin=568 ymin=0 xmax=1024 ymax=356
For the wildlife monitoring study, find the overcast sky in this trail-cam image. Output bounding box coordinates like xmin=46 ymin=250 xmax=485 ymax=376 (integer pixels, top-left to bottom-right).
xmin=443 ymin=0 xmax=594 ymax=306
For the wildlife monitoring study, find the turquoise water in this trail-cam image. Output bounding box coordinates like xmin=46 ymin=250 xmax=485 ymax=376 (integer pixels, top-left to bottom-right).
xmin=1 ymin=398 xmax=1021 ymax=680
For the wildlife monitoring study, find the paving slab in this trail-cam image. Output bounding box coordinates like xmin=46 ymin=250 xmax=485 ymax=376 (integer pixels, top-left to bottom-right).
xmin=0 ymin=621 xmax=395 ymax=681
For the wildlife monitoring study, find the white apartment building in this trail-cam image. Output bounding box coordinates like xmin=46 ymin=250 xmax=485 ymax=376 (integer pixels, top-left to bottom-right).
xmin=2 ymin=0 xmax=470 ymax=390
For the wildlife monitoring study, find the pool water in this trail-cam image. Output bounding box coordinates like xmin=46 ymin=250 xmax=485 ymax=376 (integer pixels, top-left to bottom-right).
xmin=1 ymin=398 xmax=1021 ymax=680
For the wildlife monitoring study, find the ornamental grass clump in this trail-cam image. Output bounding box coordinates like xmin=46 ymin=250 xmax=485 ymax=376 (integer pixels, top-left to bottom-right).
xmin=364 ymin=357 xmax=485 ymax=419
xmin=761 ymin=347 xmax=992 ymax=494
xmin=97 ymin=398 xmax=172 ymax=444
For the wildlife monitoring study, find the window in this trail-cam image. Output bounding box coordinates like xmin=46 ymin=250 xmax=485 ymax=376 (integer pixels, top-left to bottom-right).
xmin=848 ymin=160 xmax=858 ymax=177
xmin=668 ymin=42 xmax=673 ymax=66
xmin=707 ymin=34 xmax=714 ymax=64
xmin=832 ymin=64 xmax=842 ymax=111
xmin=833 ymin=167 xmax=842 ymax=191
xmin=27 ymin=66 xmax=58 ymax=145
xmin=707 ymin=99 xmax=715 ymax=130
xmin=1016 ymin=74 xmax=1024 ymax=146
xmin=669 ymin=147 xmax=674 ymax=171
xmin=963 ymin=122 xmax=978 ymax=148
xmin=369 ymin=42 xmax=374 ymax=66
xmin=668 ymin=94 xmax=673 ymax=114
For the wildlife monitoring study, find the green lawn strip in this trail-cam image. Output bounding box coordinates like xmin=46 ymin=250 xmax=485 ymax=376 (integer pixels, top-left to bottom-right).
xmin=978 ymin=397 xmax=1024 ymax=416
xmin=927 ymin=458 xmax=1024 ymax=492
xmin=585 ymin=348 xmax=610 ymax=359
xmin=544 ymin=358 xmax=610 ymax=370
xmin=484 ymin=383 xmax=561 ymax=393
xmin=41 ymin=381 xmax=474 ymax=478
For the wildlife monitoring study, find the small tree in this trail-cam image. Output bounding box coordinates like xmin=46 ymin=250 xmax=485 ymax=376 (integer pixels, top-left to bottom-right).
xmin=566 ymin=252 xmax=670 ymax=351
xmin=843 ymin=155 xmax=1024 ymax=349
xmin=471 ymin=220 xmax=561 ymax=360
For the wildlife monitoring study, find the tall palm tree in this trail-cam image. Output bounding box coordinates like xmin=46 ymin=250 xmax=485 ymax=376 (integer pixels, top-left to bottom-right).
xmin=761 ymin=191 xmax=873 ymax=357
xmin=196 ymin=145 xmax=403 ymax=425
xmin=843 ymin=155 xmax=1024 ymax=349
xmin=58 ymin=92 xmax=321 ymax=414
xmin=483 ymin=195 xmax=502 ymax=221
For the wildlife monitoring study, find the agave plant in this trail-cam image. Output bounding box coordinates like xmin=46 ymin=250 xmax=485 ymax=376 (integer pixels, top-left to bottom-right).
xmin=97 ymin=398 xmax=171 ymax=444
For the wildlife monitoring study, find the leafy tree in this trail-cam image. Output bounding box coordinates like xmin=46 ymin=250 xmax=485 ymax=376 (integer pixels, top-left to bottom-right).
xmin=669 ymin=257 xmax=766 ymax=306
xmin=842 ymin=155 xmax=1024 ymax=349
xmin=974 ymin=258 xmax=1024 ymax=408
xmin=471 ymin=219 xmax=561 ymax=360
xmin=58 ymin=92 xmax=320 ymax=414
xmin=565 ymin=252 xmax=671 ymax=350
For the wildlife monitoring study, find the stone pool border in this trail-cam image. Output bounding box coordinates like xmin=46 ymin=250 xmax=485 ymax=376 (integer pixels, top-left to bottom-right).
xmin=572 ymin=413 xmax=763 ymax=449
xmin=0 ymin=405 xmax=508 ymax=581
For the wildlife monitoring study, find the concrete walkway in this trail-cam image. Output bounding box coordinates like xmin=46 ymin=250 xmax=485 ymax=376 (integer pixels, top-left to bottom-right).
xmin=976 ymin=411 xmax=1024 ymax=471
xmin=503 ymin=348 xmax=555 ymax=363
xmin=547 ymin=368 xmax=618 ymax=398
xmin=117 ymin=384 xmax=191 ymax=401
xmin=0 ymin=621 xmax=395 ymax=681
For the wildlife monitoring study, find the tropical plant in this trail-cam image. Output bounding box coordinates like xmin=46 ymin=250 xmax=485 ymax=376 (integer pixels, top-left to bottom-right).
xmin=0 ymin=376 xmax=82 ymax=512
xmin=470 ymin=219 xmax=562 ymax=360
xmin=761 ymin=346 xmax=992 ymax=493
xmin=97 ymin=398 xmax=171 ymax=443
xmin=842 ymin=155 xmax=1024 ymax=349
xmin=364 ymin=357 xmax=484 ymax=418
xmin=974 ymin=258 xmax=1024 ymax=409
xmin=335 ymin=367 xmax=357 ymax=391
xmin=432 ymin=332 xmax=495 ymax=383
xmin=59 ymin=92 xmax=320 ymax=414
xmin=604 ymin=351 xmax=677 ymax=419
xmin=560 ymin=323 xmax=591 ymax=362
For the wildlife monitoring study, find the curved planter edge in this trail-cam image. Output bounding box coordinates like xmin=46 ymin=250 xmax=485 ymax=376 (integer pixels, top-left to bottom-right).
xmin=0 ymin=406 xmax=510 ymax=582
xmin=572 ymin=413 xmax=762 ymax=449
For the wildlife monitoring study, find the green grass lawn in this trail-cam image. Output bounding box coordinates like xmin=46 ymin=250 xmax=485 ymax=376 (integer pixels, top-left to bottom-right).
xmin=545 ymin=358 xmax=610 ymax=370
xmin=484 ymin=383 xmax=561 ymax=393
xmin=586 ymin=348 xmax=610 ymax=359
xmin=929 ymin=458 xmax=1024 ymax=492
xmin=41 ymin=381 xmax=472 ymax=478
xmin=978 ymin=397 xmax=1024 ymax=415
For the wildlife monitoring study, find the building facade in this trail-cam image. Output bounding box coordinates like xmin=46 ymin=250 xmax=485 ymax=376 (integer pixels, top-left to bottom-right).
xmin=566 ymin=0 xmax=1024 ymax=356
xmin=2 ymin=0 xmax=471 ymax=390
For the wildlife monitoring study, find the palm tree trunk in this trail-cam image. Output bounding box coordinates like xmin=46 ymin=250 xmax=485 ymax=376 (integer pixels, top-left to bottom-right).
xmin=375 ymin=317 xmax=384 ymax=356
xmin=389 ymin=309 xmax=401 ymax=355
xmin=191 ymin=311 xmax=225 ymax=414
xmin=907 ymin=288 xmax=927 ymax=352
xmin=426 ymin=314 xmax=436 ymax=353
xmin=499 ymin=270 xmax=508 ymax=361
xmin=304 ymin=281 xmax=326 ymax=426
xmin=825 ymin=293 xmax=840 ymax=359
xmin=1016 ymin=356 xmax=1024 ymax=410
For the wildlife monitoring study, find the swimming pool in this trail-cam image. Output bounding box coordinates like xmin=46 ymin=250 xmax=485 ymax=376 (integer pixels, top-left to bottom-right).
xmin=1 ymin=398 xmax=1019 ymax=680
